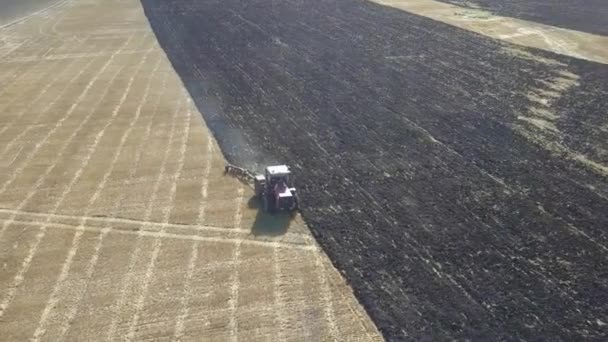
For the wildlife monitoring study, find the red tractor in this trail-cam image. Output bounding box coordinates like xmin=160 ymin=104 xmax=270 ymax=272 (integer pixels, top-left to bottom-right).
xmin=254 ymin=165 xmax=298 ymax=213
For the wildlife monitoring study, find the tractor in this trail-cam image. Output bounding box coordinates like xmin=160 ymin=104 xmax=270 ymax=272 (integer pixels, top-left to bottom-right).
xmin=253 ymin=165 xmax=298 ymax=213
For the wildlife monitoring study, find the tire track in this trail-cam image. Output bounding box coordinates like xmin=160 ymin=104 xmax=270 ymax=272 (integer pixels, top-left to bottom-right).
xmin=272 ymin=247 xmax=288 ymax=341
xmin=0 ymin=33 xmax=137 ymax=196
xmin=31 ymin=52 xmax=161 ymax=342
xmin=0 ymin=40 xmax=26 ymax=60
xmin=125 ymin=103 xmax=192 ymax=341
xmin=197 ymin=135 xmax=215 ymax=225
xmin=106 ymin=98 xmax=184 ymax=341
xmin=0 ymin=56 xmax=95 ymax=163
xmin=0 ymin=208 xmax=312 ymax=242
xmin=0 ymin=33 xmax=139 ymax=318
xmin=0 ymin=37 xmax=94 ymax=156
xmin=173 ymin=133 xmax=214 ymax=341
xmin=172 ymin=240 xmax=199 ymax=341
xmin=0 ymin=37 xmax=39 ymax=82
xmin=228 ymin=186 xmax=245 ymax=342
xmin=57 ymin=64 xmax=170 ymax=339
xmin=2 ymin=218 xmax=318 ymax=252
xmin=0 ymin=53 xmax=64 ymax=118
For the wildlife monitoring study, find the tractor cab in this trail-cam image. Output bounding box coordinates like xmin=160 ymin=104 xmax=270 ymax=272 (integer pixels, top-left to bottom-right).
xmin=254 ymin=165 xmax=298 ymax=213
xmin=266 ymin=165 xmax=290 ymax=185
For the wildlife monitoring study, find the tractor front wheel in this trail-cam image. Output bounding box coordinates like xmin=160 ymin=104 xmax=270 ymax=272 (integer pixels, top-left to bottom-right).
xmin=289 ymin=195 xmax=299 ymax=213
xmin=262 ymin=194 xmax=269 ymax=213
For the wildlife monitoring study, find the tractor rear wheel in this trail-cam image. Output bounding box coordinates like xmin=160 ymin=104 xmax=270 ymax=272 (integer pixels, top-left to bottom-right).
xmin=262 ymin=194 xmax=269 ymax=213
xmin=263 ymin=194 xmax=276 ymax=214
xmin=289 ymin=195 xmax=298 ymax=213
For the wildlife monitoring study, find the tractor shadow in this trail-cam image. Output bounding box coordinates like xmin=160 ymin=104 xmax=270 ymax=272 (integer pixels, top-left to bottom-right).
xmin=247 ymin=195 xmax=293 ymax=236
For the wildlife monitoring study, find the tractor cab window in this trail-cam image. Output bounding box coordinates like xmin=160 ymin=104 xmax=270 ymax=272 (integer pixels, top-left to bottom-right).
xmin=270 ymin=175 xmax=288 ymax=185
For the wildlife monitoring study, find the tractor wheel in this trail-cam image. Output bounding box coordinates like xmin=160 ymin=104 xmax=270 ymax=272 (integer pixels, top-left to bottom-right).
xmin=263 ymin=194 xmax=276 ymax=214
xmin=289 ymin=195 xmax=299 ymax=213
xmin=262 ymin=195 xmax=269 ymax=213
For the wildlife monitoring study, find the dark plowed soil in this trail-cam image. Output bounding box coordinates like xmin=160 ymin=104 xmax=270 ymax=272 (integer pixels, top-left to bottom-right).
xmin=141 ymin=0 xmax=608 ymax=340
xmin=437 ymin=0 xmax=608 ymax=36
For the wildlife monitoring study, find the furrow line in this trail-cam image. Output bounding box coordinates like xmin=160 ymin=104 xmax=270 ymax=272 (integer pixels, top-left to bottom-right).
xmin=0 ymin=56 xmax=95 ymax=162
xmin=126 ymin=103 xmax=192 ymax=341
xmin=31 ymin=52 xmax=161 ymax=341
xmin=0 ymin=208 xmax=312 ymax=241
xmin=273 ymin=247 xmax=288 ymax=341
xmin=0 ymin=38 xmax=94 ymax=153
xmin=106 ymin=99 xmax=184 ymax=341
xmin=172 ymin=241 xmax=199 ymax=341
xmin=3 ymin=218 xmax=318 ymax=251
xmin=58 ymin=66 xmax=171 ymax=338
xmin=228 ymin=186 xmax=245 ymax=342
xmin=173 ymin=132 xmax=215 ymax=340
xmin=0 ymin=33 xmax=136 ymax=196
xmin=0 ymin=34 xmax=138 ymax=318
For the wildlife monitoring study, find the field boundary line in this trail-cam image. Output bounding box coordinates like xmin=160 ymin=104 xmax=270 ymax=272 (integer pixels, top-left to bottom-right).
xmin=370 ymin=0 xmax=608 ymax=64
xmin=4 ymin=218 xmax=317 ymax=251
xmin=0 ymin=208 xmax=313 ymax=241
xmin=312 ymin=251 xmax=339 ymax=340
xmin=1 ymin=48 xmax=157 ymax=64
xmin=329 ymin=265 xmax=381 ymax=340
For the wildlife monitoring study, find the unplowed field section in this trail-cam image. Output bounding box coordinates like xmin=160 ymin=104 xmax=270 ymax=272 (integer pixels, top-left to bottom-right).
xmin=437 ymin=0 xmax=608 ymax=36
xmin=0 ymin=0 xmax=62 ymax=27
xmin=142 ymin=0 xmax=608 ymax=340
xmin=0 ymin=0 xmax=380 ymax=341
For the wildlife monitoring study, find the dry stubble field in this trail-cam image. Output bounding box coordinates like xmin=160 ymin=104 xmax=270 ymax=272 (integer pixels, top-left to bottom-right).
xmin=0 ymin=0 xmax=381 ymax=341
